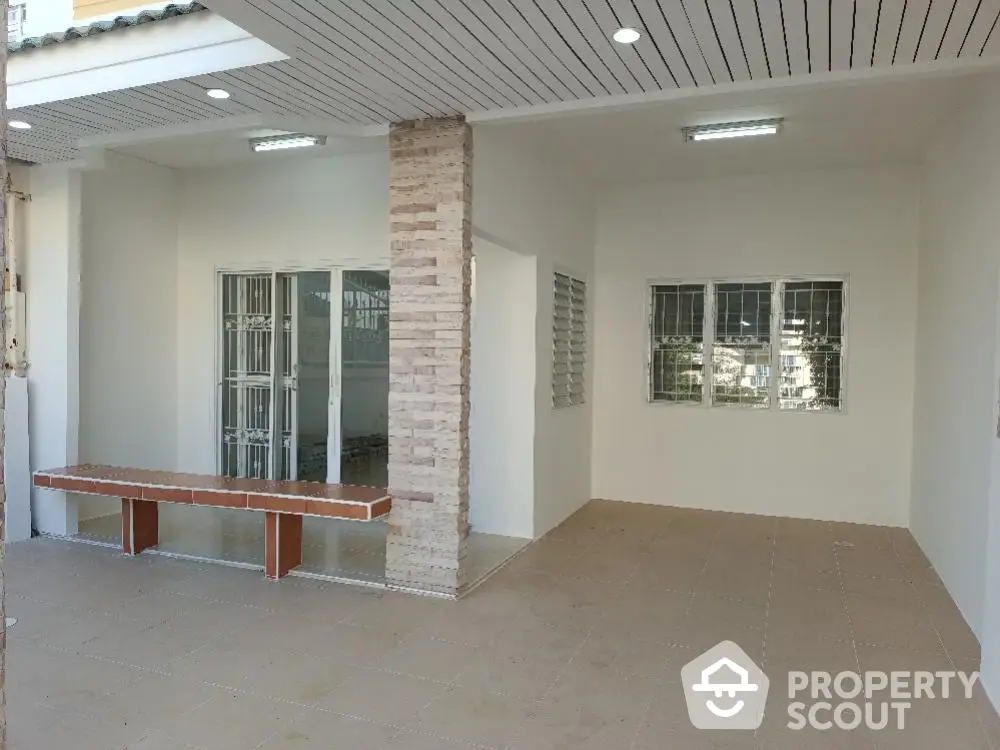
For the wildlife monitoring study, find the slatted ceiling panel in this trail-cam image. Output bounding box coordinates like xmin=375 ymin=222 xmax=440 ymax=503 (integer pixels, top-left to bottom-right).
xmin=756 ymin=0 xmax=791 ymax=76
xmin=629 ymin=0 xmax=691 ymax=86
xmin=246 ymin=62 xmax=367 ymax=122
xmin=285 ymin=54 xmax=406 ymax=121
xmin=829 ymin=0 xmax=853 ymax=69
xmin=536 ymin=2 xmax=627 ymax=93
xmin=586 ymin=0 xmax=660 ymax=91
xmin=683 ymin=0 xmax=736 ymax=82
xmin=705 ymin=0 xmax=752 ymax=79
xmin=336 ymin=3 xmax=492 ymax=109
xmin=805 ymin=0 xmax=831 ymax=72
xmin=649 ymin=0 xmax=716 ymax=85
xmin=468 ymin=1 xmax=581 ymax=99
xmin=962 ymin=2 xmax=1000 ymax=56
xmin=852 ymin=0 xmax=882 ymax=67
xmin=892 ymin=0 xmax=931 ymax=60
xmin=983 ymin=9 xmax=1000 ymax=51
xmin=503 ymin=0 xmax=607 ymax=96
xmin=781 ymin=0 xmax=812 ymax=74
xmin=301 ymin=0 xmax=482 ymax=111
xmin=606 ymin=0 xmax=680 ymax=88
xmin=729 ymin=1 xmax=771 ymax=79
xmin=937 ymin=0 xmax=985 ymax=58
xmin=379 ymin=4 xmax=520 ymax=109
xmin=295 ymin=1 xmax=472 ymax=114
xmin=916 ymin=0 xmax=964 ymax=60
xmin=273 ymin=2 xmax=458 ymax=116
xmin=871 ymin=0 xmax=907 ymax=65
xmin=549 ymin=0 xmax=644 ymax=94
xmin=387 ymin=0 xmax=540 ymax=107
xmin=424 ymin=0 xmax=565 ymax=102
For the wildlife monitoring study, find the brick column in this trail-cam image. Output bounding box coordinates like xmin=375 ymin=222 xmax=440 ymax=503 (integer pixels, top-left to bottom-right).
xmin=385 ymin=117 xmax=472 ymax=596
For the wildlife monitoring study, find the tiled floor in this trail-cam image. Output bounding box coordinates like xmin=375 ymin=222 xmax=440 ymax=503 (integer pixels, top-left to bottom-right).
xmin=77 ymin=505 xmax=527 ymax=586
xmin=8 ymin=501 xmax=1000 ymax=749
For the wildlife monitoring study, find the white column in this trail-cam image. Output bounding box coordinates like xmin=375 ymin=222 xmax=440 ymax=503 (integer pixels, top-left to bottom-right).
xmin=26 ymin=166 xmax=82 ymax=537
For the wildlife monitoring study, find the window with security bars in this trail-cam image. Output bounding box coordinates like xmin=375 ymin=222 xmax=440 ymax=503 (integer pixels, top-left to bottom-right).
xmin=553 ymin=272 xmax=586 ymax=408
xmin=649 ymin=278 xmax=846 ymax=411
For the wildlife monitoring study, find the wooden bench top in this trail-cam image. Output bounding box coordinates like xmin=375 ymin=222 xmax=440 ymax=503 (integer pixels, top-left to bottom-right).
xmin=33 ymin=464 xmax=391 ymax=522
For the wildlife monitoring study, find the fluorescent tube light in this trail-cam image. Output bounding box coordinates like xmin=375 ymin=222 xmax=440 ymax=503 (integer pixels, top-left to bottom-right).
xmin=249 ymin=134 xmax=326 ymax=153
xmin=683 ymin=119 xmax=782 ymax=142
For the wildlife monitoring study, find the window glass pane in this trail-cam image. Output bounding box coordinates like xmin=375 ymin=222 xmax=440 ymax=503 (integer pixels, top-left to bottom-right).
xmin=650 ymin=284 xmax=705 ymax=402
xmin=779 ymin=281 xmax=845 ymax=410
xmin=712 ymin=282 xmax=772 ymax=408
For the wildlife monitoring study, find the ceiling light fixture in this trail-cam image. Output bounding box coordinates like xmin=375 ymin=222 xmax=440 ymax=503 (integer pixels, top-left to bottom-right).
xmin=249 ymin=134 xmax=326 ymax=153
xmin=205 ymin=88 xmax=231 ymax=99
xmin=613 ymin=27 xmax=641 ymax=44
xmin=683 ymin=118 xmax=783 ymax=142
xmin=8 ymin=120 xmax=32 ymax=130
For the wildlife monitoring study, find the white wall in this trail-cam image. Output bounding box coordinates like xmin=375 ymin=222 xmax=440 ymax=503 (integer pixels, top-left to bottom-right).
xmin=913 ymin=78 xmax=1000 ymax=702
xmin=75 ymin=153 xmax=179 ymax=521
xmin=24 ymin=165 xmax=82 ymax=536
xmin=469 ymin=239 xmax=537 ymax=539
xmin=175 ymin=152 xmax=389 ymax=473
xmin=592 ymin=166 xmax=919 ymax=527
xmin=473 ymin=126 xmax=596 ymax=538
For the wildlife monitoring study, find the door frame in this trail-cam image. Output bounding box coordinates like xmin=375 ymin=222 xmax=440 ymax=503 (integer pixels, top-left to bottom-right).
xmin=213 ymin=258 xmax=388 ymax=481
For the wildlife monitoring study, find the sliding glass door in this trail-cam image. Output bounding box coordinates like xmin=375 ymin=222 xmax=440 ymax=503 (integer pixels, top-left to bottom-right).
xmin=218 ymin=268 xmax=389 ymax=486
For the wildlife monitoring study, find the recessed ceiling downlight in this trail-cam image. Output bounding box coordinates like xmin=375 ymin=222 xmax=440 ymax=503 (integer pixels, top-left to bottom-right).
xmin=613 ymin=27 xmax=641 ymax=44
xmin=8 ymin=120 xmax=31 ymax=130
xmin=206 ymin=88 xmax=231 ymax=99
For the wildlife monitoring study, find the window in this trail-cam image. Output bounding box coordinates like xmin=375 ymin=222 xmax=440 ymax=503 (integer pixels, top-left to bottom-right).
xmin=8 ymin=4 xmax=25 ymax=43
xmin=553 ymin=272 xmax=587 ymax=408
xmin=649 ymin=278 xmax=846 ymax=411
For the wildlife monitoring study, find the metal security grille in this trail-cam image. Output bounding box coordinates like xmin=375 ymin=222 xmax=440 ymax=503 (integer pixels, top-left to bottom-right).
xmin=711 ymin=282 xmax=772 ymax=408
xmin=221 ymin=274 xmax=274 ymax=479
xmin=648 ymin=277 xmax=847 ymax=411
xmin=650 ymin=284 xmax=706 ymax=403
xmin=780 ymin=281 xmax=845 ymax=411
xmin=553 ymin=272 xmax=587 ymax=408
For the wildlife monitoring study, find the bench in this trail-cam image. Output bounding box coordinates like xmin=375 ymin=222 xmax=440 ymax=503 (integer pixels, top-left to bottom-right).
xmin=32 ymin=464 xmax=391 ymax=579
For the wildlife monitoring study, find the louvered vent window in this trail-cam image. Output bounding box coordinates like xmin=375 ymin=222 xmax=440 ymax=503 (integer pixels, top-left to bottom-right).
xmin=553 ymin=272 xmax=587 ymax=408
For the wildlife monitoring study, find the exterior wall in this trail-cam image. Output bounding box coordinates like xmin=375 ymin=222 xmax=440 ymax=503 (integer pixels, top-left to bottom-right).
xmin=175 ymin=152 xmax=390 ymax=474
xmin=592 ymin=165 xmax=919 ymax=527
xmin=76 ymin=153 xmax=179 ymax=521
xmin=73 ymin=0 xmax=170 ymax=21
xmin=22 ymin=0 xmax=170 ymax=35
xmin=472 ymin=126 xmax=596 ymax=539
xmin=385 ymin=118 xmax=472 ymax=594
xmin=914 ymin=77 xmax=1000 ymax=704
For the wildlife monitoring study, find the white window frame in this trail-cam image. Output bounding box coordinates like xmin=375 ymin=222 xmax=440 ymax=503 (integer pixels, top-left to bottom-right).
xmin=552 ymin=269 xmax=587 ymax=409
xmin=645 ymin=274 xmax=849 ymax=413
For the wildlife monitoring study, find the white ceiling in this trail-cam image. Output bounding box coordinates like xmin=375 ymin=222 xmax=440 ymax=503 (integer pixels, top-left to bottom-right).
xmin=492 ymin=72 xmax=988 ymax=183
xmin=9 ymin=0 xmax=1000 ymax=164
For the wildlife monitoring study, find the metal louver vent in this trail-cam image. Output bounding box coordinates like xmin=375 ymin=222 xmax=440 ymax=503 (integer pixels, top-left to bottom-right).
xmin=553 ymin=272 xmax=586 ymax=409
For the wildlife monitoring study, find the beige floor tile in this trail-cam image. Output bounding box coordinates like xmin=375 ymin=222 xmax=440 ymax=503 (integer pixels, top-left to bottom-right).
xmin=319 ymin=666 xmax=449 ymax=725
xmin=7 ymin=504 xmax=998 ymax=750
xmin=257 ymin=710 xmax=398 ymax=749
xmin=404 ymin=686 xmax=533 ymax=748
xmin=159 ymin=692 xmax=304 ymax=750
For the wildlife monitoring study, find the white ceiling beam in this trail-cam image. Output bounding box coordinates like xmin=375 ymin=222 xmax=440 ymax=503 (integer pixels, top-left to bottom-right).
xmin=467 ymin=53 xmax=1000 ymax=125
xmin=8 ymin=12 xmax=288 ymax=109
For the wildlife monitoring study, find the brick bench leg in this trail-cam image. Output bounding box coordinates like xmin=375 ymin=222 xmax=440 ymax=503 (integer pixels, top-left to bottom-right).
xmin=265 ymin=512 xmax=303 ymax=580
xmin=122 ymin=498 xmax=158 ymax=555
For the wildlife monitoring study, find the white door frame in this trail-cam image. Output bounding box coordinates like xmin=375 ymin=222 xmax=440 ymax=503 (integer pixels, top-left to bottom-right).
xmin=213 ymin=259 xmax=388 ymax=482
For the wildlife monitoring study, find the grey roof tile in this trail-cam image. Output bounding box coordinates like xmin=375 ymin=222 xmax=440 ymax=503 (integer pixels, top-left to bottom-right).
xmin=9 ymin=2 xmax=207 ymax=54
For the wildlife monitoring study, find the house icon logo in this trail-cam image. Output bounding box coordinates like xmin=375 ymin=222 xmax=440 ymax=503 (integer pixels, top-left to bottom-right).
xmin=681 ymin=641 xmax=770 ymax=730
